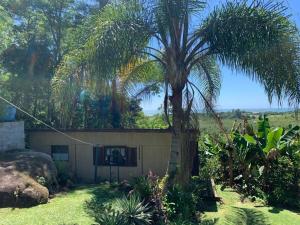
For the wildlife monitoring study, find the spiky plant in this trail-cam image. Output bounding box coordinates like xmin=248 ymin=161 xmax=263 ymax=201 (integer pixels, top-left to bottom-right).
xmin=115 ymin=194 xmax=152 ymax=225
xmin=97 ymin=209 xmax=123 ymax=225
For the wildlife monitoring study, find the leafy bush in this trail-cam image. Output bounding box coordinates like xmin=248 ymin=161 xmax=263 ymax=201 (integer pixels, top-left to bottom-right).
xmin=55 ymin=161 xmax=74 ymax=187
xmin=131 ymin=172 xmax=167 ymax=224
xmin=265 ymin=156 xmax=299 ymax=209
xmin=199 ymin=116 xmax=300 ymax=209
xmin=190 ymin=176 xmax=211 ymax=211
xmin=132 ymin=176 xmax=153 ymax=201
xmin=163 ymin=185 xmax=196 ymax=221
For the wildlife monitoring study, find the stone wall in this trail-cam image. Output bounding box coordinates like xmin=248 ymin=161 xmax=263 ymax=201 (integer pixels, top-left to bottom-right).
xmin=0 ymin=121 xmax=25 ymax=152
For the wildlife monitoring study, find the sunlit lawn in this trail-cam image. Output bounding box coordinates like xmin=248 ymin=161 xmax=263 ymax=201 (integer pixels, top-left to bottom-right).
xmin=202 ymin=186 xmax=300 ymax=225
xmin=0 ymin=184 xmax=117 ymax=225
xmin=0 ymin=184 xmax=299 ymax=225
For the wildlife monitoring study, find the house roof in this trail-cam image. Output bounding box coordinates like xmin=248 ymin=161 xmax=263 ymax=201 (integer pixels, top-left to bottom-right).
xmin=26 ymin=128 xmax=199 ymax=134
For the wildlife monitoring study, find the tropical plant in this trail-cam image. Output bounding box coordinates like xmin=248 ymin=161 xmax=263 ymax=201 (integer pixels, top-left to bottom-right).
xmin=163 ymin=184 xmax=196 ymax=221
xmin=200 ymin=116 xmax=300 ymax=208
xmin=97 ymin=208 xmax=124 ymax=225
xmin=115 ymin=194 xmax=152 ymax=225
xmin=75 ymin=0 xmax=300 ymax=185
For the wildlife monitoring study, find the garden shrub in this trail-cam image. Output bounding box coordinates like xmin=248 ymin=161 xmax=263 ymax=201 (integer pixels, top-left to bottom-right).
xmin=163 ymin=184 xmax=196 ymax=221
xmin=132 ymin=176 xmax=153 ymax=201
xmin=265 ymin=156 xmax=299 ymax=209
xmin=130 ymin=172 xmax=167 ymax=224
xmin=190 ymin=176 xmax=210 ymax=211
xmin=55 ymin=161 xmax=74 ymax=187
xmin=199 ymin=118 xmax=300 ymax=210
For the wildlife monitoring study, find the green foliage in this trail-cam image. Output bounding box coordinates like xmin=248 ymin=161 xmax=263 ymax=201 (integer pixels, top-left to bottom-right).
xmin=163 ymin=185 xmax=196 ymax=221
xmin=136 ymin=113 xmax=169 ymax=129
xmin=55 ymin=161 xmax=73 ymax=187
xmin=265 ymin=156 xmax=299 ymax=208
xmin=94 ymin=194 xmax=152 ymax=225
xmin=200 ymin=116 xmax=300 ymax=209
xmin=36 ymin=176 xmax=47 ymax=187
xmin=203 ymin=1 xmax=300 ymax=103
xmin=115 ymin=194 xmax=152 ymax=225
xmin=130 ymin=172 xmax=167 ymax=225
xmin=97 ymin=208 xmax=123 ymax=225
xmin=132 ymin=176 xmax=153 ymax=201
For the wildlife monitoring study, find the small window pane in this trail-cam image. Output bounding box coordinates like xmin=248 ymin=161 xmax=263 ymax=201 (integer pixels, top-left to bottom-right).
xmin=51 ymin=145 xmax=69 ymax=161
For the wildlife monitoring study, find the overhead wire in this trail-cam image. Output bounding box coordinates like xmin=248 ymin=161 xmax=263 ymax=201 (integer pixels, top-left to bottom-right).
xmin=0 ymin=95 xmax=96 ymax=147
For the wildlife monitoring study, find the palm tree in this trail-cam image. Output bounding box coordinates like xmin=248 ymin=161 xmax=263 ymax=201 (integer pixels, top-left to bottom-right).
xmin=62 ymin=0 xmax=300 ymax=184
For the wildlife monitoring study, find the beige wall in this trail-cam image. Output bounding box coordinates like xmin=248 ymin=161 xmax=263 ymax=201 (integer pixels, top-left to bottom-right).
xmin=27 ymin=130 xmax=172 ymax=182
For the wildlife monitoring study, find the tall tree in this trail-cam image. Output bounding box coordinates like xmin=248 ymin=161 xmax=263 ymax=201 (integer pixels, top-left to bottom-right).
xmin=83 ymin=0 xmax=300 ymax=184
xmin=0 ymin=0 xmax=93 ymax=127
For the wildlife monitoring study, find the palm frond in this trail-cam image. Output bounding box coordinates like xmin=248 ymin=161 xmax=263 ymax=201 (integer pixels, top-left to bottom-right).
xmin=86 ymin=0 xmax=153 ymax=79
xmin=153 ymin=0 xmax=207 ymax=50
xmin=119 ymin=59 xmax=164 ymax=96
xmin=202 ymin=0 xmax=300 ymax=104
xmin=191 ymin=55 xmax=221 ymax=106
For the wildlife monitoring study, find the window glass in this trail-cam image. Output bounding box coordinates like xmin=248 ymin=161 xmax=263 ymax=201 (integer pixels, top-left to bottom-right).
xmin=93 ymin=146 xmax=137 ymax=167
xmin=51 ymin=145 xmax=69 ymax=161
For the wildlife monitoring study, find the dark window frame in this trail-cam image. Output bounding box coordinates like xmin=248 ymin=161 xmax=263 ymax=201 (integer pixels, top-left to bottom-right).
xmin=93 ymin=145 xmax=137 ymax=167
xmin=51 ymin=145 xmax=69 ymax=161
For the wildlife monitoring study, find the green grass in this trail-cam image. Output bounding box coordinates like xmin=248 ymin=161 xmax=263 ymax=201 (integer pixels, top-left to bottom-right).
xmin=0 ymin=184 xmax=120 ymax=225
xmin=201 ymin=186 xmax=300 ymax=225
xmin=1 ymin=184 xmax=299 ymax=225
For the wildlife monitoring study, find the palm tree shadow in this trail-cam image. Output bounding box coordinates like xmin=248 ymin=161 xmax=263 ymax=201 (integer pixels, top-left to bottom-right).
xmin=225 ymin=207 xmax=270 ymax=225
xmin=84 ymin=184 xmax=122 ymax=220
xmin=200 ymin=218 xmax=219 ymax=225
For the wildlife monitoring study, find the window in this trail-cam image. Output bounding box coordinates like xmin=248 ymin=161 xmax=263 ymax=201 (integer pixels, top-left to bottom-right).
xmin=93 ymin=146 xmax=137 ymax=167
xmin=51 ymin=145 xmax=69 ymax=161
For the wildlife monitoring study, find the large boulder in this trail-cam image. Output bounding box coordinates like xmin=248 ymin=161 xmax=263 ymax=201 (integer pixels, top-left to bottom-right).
xmin=0 ymin=151 xmax=58 ymax=208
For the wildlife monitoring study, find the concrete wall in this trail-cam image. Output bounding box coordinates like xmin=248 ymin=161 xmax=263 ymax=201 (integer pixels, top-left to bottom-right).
xmin=27 ymin=129 xmax=173 ymax=182
xmin=0 ymin=121 xmax=25 ymax=152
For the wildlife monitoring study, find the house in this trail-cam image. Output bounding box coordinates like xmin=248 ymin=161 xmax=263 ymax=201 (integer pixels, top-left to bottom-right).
xmin=27 ymin=128 xmax=198 ymax=182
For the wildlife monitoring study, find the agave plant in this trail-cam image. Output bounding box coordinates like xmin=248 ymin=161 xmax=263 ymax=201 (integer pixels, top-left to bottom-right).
xmin=114 ymin=194 xmax=152 ymax=225
xmin=97 ymin=209 xmax=123 ymax=225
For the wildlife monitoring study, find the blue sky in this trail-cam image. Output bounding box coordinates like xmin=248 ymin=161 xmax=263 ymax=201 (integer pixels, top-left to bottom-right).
xmin=141 ymin=0 xmax=300 ymax=114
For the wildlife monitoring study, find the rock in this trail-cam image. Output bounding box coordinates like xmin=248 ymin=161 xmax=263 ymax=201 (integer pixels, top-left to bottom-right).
xmin=0 ymin=151 xmax=58 ymax=208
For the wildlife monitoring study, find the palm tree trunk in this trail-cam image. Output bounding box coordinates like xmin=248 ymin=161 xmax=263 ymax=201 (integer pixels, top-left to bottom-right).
xmin=167 ymin=89 xmax=183 ymax=183
xmin=228 ymin=150 xmax=234 ymax=187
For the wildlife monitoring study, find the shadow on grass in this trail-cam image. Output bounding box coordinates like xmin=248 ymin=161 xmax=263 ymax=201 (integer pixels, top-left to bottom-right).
xmin=253 ymin=203 xmax=300 ymax=215
xmin=200 ymin=218 xmax=219 ymax=225
xmin=224 ymin=207 xmax=270 ymax=225
xmin=83 ymin=184 xmax=122 ymax=223
xmin=203 ymin=199 xmax=218 ymax=212
xmin=267 ymin=205 xmax=300 ymax=215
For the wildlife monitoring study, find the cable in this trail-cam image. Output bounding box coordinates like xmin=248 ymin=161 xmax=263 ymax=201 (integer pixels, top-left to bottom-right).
xmin=0 ymin=95 xmax=96 ymax=147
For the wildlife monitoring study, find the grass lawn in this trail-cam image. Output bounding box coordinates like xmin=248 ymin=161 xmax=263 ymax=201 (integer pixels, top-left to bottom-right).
xmin=0 ymin=184 xmax=120 ymax=225
xmin=0 ymin=184 xmax=299 ymax=225
xmin=202 ymin=186 xmax=300 ymax=225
